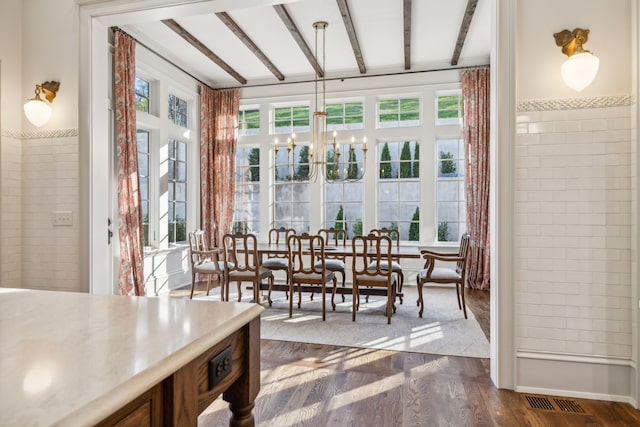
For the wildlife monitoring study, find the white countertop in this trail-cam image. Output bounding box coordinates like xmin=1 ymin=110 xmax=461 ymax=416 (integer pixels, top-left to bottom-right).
xmin=0 ymin=288 xmax=264 ymax=426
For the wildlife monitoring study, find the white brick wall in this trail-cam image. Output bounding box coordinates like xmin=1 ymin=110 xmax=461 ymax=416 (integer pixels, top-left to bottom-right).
xmin=1 ymin=136 xmax=22 ymax=288
xmin=515 ymin=105 xmax=632 ymax=359
xmin=21 ymin=136 xmax=80 ymax=292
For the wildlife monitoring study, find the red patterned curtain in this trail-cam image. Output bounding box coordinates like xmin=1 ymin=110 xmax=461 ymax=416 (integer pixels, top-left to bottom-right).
xmin=200 ymin=87 xmax=239 ymax=247
xmin=462 ymin=67 xmax=490 ymax=291
xmin=114 ymin=31 xmax=146 ymax=296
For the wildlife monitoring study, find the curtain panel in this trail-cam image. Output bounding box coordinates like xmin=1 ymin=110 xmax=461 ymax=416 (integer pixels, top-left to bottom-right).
xmin=462 ymin=67 xmax=491 ymax=291
xmin=200 ymin=87 xmax=239 ymax=247
xmin=114 ymin=31 xmax=146 ymax=296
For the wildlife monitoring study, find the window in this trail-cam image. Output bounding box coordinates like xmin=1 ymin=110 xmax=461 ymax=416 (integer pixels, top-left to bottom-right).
xmin=436 ymin=139 xmax=466 ymax=242
xmin=135 ymin=77 xmax=150 ymax=113
xmin=137 ymin=130 xmax=150 ymax=246
xmin=168 ymin=94 xmax=188 ymax=127
xmin=378 ymin=141 xmax=420 ymax=241
xmin=273 ymin=105 xmax=310 ymax=134
xmin=436 ymin=93 xmax=462 ymax=125
xmin=377 ymin=97 xmax=420 ymax=128
xmin=168 ymin=139 xmax=187 ymax=243
xmin=326 ymin=102 xmax=364 ymax=131
xmin=325 ymin=181 xmax=363 ymax=239
xmin=233 ymin=147 xmax=261 ymax=235
xmin=274 ymin=144 xmax=310 ymax=232
xmin=238 ymin=107 xmax=260 ymax=136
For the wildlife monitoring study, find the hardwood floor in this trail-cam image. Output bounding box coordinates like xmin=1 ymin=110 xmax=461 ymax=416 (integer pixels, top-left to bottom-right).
xmin=175 ymin=282 xmax=639 ymax=426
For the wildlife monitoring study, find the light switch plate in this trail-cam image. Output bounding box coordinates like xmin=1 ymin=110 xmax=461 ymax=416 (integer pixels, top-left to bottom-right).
xmin=52 ymin=211 xmax=73 ymax=226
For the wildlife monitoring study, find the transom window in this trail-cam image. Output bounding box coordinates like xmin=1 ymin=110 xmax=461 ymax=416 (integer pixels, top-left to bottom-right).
xmin=233 ymin=146 xmax=261 ymax=235
xmin=168 ymin=139 xmax=187 ymax=243
xmin=168 ymin=94 xmax=188 ymax=127
xmin=436 ymin=139 xmax=466 ymax=242
xmin=436 ymin=93 xmax=462 ymax=125
xmin=378 ymin=141 xmax=420 ymax=241
xmin=273 ymin=105 xmax=310 ymax=134
xmin=377 ymin=97 xmax=420 ymax=128
xmin=326 ymin=102 xmax=364 ymax=131
xmin=134 ymin=77 xmax=150 ymax=113
xmin=238 ymin=107 xmax=260 ymax=136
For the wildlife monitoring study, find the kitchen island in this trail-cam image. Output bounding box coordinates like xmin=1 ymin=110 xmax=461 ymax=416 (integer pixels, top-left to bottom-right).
xmin=0 ymin=288 xmax=263 ymax=426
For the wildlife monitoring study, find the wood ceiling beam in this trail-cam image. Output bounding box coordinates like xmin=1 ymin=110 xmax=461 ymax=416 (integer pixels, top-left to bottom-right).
xmin=215 ymin=12 xmax=285 ymax=81
xmin=273 ymin=4 xmax=323 ymax=78
xmin=162 ymin=18 xmax=247 ymax=85
xmin=336 ymin=0 xmax=366 ymax=74
xmin=450 ymin=0 xmax=478 ymax=66
xmin=403 ymin=0 xmax=411 ymax=70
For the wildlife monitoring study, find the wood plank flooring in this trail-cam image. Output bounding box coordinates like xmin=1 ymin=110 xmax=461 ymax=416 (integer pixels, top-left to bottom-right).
xmin=175 ymin=282 xmax=639 ymax=426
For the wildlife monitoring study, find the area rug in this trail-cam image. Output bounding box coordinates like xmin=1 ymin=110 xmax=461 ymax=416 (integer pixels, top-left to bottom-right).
xmin=210 ymin=285 xmax=489 ymax=358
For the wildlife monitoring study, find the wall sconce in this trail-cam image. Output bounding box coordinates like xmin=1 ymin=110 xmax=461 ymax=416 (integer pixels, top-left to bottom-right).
xmin=23 ymin=81 xmax=60 ymax=127
xmin=553 ymin=28 xmax=599 ymax=92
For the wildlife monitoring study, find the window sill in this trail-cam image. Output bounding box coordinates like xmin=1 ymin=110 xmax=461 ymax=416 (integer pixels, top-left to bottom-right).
xmin=143 ymin=243 xmax=189 ymax=256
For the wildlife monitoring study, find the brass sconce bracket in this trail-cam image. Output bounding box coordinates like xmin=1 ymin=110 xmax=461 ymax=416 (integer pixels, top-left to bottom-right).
xmin=35 ymin=81 xmax=60 ymax=103
xmin=553 ymin=28 xmax=592 ymax=57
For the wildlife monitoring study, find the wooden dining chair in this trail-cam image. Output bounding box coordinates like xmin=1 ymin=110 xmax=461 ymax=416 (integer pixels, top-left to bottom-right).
xmin=369 ymin=227 xmax=404 ymax=303
xmin=188 ymin=230 xmax=224 ymax=299
xmin=352 ymin=233 xmax=397 ymax=324
xmin=262 ymin=227 xmax=296 ymax=296
xmin=287 ymin=233 xmax=337 ymax=321
xmin=223 ymin=232 xmax=274 ymax=303
xmin=416 ymin=233 xmax=471 ymax=318
xmin=316 ymin=227 xmax=347 ymax=301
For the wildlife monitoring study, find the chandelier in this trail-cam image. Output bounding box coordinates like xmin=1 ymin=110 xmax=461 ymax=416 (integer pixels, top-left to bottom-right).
xmin=274 ymin=21 xmax=367 ymax=182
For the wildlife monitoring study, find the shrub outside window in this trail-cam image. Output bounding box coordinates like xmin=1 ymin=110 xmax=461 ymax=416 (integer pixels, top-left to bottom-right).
xmin=436 ymin=139 xmax=466 ymax=242
xmin=326 ymin=102 xmax=364 ymax=131
xmin=377 ymin=141 xmax=420 ymax=241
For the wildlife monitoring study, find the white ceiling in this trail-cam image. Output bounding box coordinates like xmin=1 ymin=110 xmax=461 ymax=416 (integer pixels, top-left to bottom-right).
xmin=122 ymin=0 xmax=491 ymax=88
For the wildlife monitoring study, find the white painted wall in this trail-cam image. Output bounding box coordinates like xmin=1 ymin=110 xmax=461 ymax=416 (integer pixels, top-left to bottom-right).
xmin=0 ymin=0 xmax=23 ymax=289
xmin=515 ymin=0 xmax=636 ymax=404
xmin=517 ymin=0 xmax=631 ymax=100
xmin=0 ymin=0 xmax=81 ymax=292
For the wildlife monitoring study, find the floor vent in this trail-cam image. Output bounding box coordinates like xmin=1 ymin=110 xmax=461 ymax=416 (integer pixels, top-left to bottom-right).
xmin=524 ymin=395 xmax=555 ymax=411
xmin=554 ymin=398 xmax=586 ymax=414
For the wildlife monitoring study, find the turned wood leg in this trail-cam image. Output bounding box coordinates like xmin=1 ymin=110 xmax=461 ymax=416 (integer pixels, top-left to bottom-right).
xmin=417 ymin=279 xmax=425 ymax=318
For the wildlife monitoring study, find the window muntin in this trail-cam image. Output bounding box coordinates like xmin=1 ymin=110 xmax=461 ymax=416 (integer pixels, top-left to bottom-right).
xmin=326 ymin=102 xmax=364 ymax=131
xmin=168 ymin=94 xmax=188 ymax=127
xmin=377 ymin=97 xmax=420 ymax=128
xmin=233 ymin=147 xmax=261 ymax=235
xmin=168 ymin=139 xmax=187 ymax=243
xmin=274 ymin=144 xmax=310 ymax=232
xmin=137 ymin=130 xmax=150 ymax=246
xmin=436 ymin=139 xmax=466 ymax=242
xmin=273 ymin=105 xmax=310 ymax=134
xmin=238 ymin=107 xmax=260 ymax=136
xmin=377 ymin=141 xmax=420 ymax=241
xmin=436 ymin=94 xmax=462 ymax=125
xmin=135 ymin=77 xmax=150 ymax=113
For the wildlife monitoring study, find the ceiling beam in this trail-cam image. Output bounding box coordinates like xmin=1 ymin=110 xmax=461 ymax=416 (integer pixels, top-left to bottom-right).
xmin=403 ymin=0 xmax=411 ymax=70
xmin=162 ymin=18 xmax=247 ymax=85
xmin=215 ymin=12 xmax=285 ymax=81
xmin=450 ymin=0 xmax=478 ymax=66
xmin=273 ymin=4 xmax=323 ymax=77
xmin=336 ymin=0 xmax=366 ymax=74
